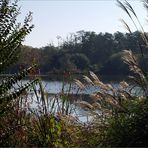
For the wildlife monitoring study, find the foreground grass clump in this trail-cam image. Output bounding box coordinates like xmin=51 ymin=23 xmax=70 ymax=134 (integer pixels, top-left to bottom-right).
xmin=25 ymin=114 xmax=70 ymax=147
xmin=102 ymin=98 xmax=148 ymax=147
xmin=0 ymin=111 xmax=71 ymax=147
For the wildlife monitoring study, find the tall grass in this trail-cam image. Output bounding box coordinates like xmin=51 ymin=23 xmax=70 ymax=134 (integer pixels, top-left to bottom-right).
xmin=74 ymin=0 xmax=148 ymax=146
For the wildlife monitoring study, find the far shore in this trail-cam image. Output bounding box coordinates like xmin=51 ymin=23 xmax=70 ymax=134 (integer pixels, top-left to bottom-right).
xmin=0 ymin=73 xmax=128 ymax=82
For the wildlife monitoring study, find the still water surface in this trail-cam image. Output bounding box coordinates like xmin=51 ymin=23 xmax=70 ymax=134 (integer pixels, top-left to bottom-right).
xmin=19 ymin=80 xmax=120 ymax=123
xmin=21 ymin=80 xmax=119 ymax=94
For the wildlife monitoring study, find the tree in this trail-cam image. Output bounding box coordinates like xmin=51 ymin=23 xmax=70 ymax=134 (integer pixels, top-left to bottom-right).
xmin=0 ymin=0 xmax=34 ymax=72
xmin=71 ymin=53 xmax=90 ymax=71
xmin=0 ymin=1 xmax=37 ymax=145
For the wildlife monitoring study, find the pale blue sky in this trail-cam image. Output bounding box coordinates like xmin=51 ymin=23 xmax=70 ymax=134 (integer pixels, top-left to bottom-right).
xmin=18 ymin=0 xmax=147 ymax=48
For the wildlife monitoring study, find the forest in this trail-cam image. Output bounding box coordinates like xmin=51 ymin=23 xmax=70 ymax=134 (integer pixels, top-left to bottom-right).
xmin=8 ymin=30 xmax=148 ymax=77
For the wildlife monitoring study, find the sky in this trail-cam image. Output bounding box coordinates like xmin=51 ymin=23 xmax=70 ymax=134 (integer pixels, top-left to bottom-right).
xmin=18 ymin=0 xmax=147 ymax=48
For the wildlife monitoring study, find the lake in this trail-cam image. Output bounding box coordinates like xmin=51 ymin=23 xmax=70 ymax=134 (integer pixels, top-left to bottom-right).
xmin=20 ymin=79 xmax=120 ymax=94
xmin=16 ymin=79 xmax=121 ymax=123
xmin=1 ymin=75 xmax=144 ymax=122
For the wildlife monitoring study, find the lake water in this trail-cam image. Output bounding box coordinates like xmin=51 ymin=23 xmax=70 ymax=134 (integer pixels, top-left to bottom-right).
xmin=16 ymin=79 xmax=121 ymax=123
xmin=1 ymin=75 xmax=143 ymax=122
xmin=20 ymin=79 xmax=119 ymax=94
xmin=11 ymin=79 xmax=143 ymax=122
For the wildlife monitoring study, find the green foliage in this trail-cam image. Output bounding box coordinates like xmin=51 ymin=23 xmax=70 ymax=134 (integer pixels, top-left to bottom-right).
xmin=0 ymin=1 xmax=39 ymax=146
xmin=0 ymin=0 xmax=35 ymax=112
xmin=27 ymin=114 xmax=70 ymax=147
xmin=100 ymin=51 xmax=129 ymax=75
xmin=0 ymin=0 xmax=34 ymax=72
xmin=0 ymin=64 xmax=40 ymax=145
xmin=0 ymin=64 xmax=38 ymax=114
xmin=71 ymin=53 xmax=90 ymax=70
xmin=100 ymin=98 xmax=148 ymax=147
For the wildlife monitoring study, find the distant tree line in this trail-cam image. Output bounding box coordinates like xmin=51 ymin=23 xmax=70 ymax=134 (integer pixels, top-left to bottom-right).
xmin=7 ymin=30 xmax=148 ymax=77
